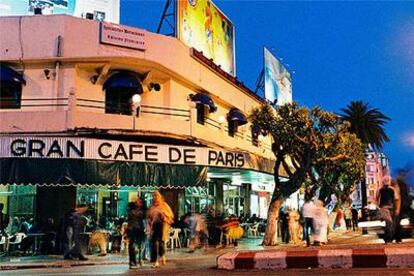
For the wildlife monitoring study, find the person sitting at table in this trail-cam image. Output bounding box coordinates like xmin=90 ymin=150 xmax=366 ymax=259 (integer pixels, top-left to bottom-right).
xmin=88 ymin=230 xmax=109 ymax=257
xmin=248 ymin=214 xmax=259 ymax=224
xmin=8 ymin=217 xmax=20 ymax=236
xmin=20 ymin=221 xmax=41 ymax=255
xmin=40 ymin=217 xmax=57 ymax=255
xmin=19 ymin=217 xmax=31 ymax=234
xmin=220 ymin=215 xmax=244 ymax=247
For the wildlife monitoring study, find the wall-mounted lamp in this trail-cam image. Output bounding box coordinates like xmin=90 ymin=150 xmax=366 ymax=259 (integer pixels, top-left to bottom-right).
xmin=44 ymin=69 xmax=56 ymax=80
xmin=131 ymin=94 xmax=142 ymax=116
xmin=131 ymin=94 xmax=141 ymax=131
xmin=90 ymin=75 xmax=99 ymax=84
xmin=148 ymin=82 xmax=161 ymax=92
xmin=258 ymin=134 xmax=265 ymax=142
xmin=218 ymin=115 xmax=226 ymax=124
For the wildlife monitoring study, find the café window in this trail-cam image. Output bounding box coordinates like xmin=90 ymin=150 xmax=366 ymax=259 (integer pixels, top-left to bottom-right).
xmin=103 ymin=71 xmax=143 ymax=115
xmin=0 ymin=66 xmax=26 ymax=109
xmin=189 ymin=93 xmax=217 ymax=125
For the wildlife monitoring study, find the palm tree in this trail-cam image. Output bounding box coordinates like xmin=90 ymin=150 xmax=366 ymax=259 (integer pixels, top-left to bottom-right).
xmin=340 ymin=101 xmax=390 ymax=231
xmin=340 ymin=101 xmax=390 ymax=151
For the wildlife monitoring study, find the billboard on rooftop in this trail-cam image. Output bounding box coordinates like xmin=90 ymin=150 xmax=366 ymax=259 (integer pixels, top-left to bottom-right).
xmin=177 ymin=0 xmax=235 ymax=76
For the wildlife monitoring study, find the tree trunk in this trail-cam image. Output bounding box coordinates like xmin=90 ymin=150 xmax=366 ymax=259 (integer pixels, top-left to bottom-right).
xmin=262 ymin=196 xmax=284 ymax=246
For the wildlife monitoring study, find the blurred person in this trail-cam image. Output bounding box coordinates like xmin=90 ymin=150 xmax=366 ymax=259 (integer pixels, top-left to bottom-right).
xmin=344 ymin=204 xmax=352 ymax=231
xmin=152 ymin=190 xmax=174 ymax=265
xmin=0 ymin=203 xmax=9 ymax=236
xmin=67 ymin=205 xmax=89 ymax=260
xmin=62 ymin=208 xmax=75 ymax=259
xmin=288 ymin=209 xmax=302 ymax=245
xmin=280 ymin=207 xmax=290 ymax=244
xmin=147 ymin=196 xmax=164 ymax=268
xmin=220 ymin=215 xmax=243 ymax=247
xmin=19 ymin=217 xmax=31 ymax=234
xmin=88 ymin=230 xmax=108 ymax=257
xmin=301 ymin=199 xmax=315 ymax=247
xmin=394 ymin=178 xmax=410 ymax=242
xmin=9 ymin=217 xmax=20 ymax=235
xmin=186 ymin=212 xmax=209 ymax=252
xmin=127 ymin=199 xmax=146 ymax=269
xmin=351 ymin=206 xmax=359 ymax=231
xmin=334 ymin=208 xmax=343 ymax=230
xmin=313 ymin=200 xmax=328 ymax=246
xmin=377 ymin=181 xmax=399 ymax=243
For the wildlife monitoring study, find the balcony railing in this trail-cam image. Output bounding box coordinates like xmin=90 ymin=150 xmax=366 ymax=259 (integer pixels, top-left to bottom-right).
xmin=0 ymin=95 xmax=273 ymax=156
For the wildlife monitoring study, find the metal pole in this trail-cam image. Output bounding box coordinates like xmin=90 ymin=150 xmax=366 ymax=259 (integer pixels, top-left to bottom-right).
xmin=361 ymin=177 xmax=368 ymax=234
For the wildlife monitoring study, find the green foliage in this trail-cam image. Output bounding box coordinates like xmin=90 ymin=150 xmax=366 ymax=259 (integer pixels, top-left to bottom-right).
xmin=340 ymin=101 xmax=390 ymax=151
xmin=250 ymin=102 xmax=366 ymax=202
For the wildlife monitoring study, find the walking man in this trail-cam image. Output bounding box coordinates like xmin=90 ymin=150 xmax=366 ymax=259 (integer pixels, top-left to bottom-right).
xmin=127 ymin=200 xmax=145 ymax=269
xmin=68 ymin=205 xmax=89 ymax=260
xmin=377 ymin=181 xmax=399 ymax=243
xmin=301 ymin=199 xmax=315 ymax=247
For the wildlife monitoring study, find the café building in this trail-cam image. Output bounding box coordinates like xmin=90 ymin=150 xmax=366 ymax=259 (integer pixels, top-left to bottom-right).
xmin=0 ymin=15 xmax=284 ymax=225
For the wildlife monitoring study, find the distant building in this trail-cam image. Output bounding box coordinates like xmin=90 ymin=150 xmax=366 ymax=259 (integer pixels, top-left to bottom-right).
xmin=351 ymin=151 xmax=391 ymax=206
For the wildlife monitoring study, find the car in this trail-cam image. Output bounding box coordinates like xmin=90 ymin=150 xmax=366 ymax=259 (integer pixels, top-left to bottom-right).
xmin=357 ymin=208 xmax=414 ymax=241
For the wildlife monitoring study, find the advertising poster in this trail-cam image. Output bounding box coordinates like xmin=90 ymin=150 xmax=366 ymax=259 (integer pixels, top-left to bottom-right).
xmin=0 ymin=0 xmax=119 ymax=23
xmin=177 ymin=0 xmax=235 ymax=76
xmin=264 ymin=47 xmax=292 ymax=106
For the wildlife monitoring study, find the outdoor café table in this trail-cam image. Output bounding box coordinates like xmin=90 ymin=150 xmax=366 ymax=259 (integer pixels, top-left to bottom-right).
xmin=26 ymin=233 xmax=45 ymax=255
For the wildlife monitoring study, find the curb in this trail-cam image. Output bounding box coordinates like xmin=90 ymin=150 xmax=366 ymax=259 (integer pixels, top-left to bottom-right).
xmin=217 ymin=247 xmax=414 ymax=270
xmin=0 ymin=260 xmax=128 ymax=271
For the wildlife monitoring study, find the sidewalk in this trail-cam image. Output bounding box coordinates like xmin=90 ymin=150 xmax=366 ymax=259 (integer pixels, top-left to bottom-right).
xmin=1 ymin=230 xmax=413 ymax=271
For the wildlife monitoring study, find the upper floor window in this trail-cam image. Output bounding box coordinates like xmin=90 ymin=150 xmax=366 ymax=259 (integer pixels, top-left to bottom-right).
xmin=251 ymin=124 xmax=261 ymax=146
xmin=0 ymin=66 xmax=26 ymax=109
xmin=103 ymin=71 xmax=143 ymax=115
xmin=227 ymin=108 xmax=247 ymax=137
xmin=189 ymin=93 xmax=217 ymax=125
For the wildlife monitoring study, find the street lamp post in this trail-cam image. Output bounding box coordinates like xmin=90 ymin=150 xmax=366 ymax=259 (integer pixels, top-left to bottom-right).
xmin=131 ymin=94 xmax=141 ymax=131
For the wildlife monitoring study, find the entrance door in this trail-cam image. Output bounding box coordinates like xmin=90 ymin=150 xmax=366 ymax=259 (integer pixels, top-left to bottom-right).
xmin=36 ymin=186 xmax=77 ymax=225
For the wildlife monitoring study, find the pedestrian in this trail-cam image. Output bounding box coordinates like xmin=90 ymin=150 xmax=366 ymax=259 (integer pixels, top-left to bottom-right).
xmin=62 ymin=208 xmax=75 ymax=259
xmin=393 ymin=179 xmax=410 ymax=243
xmin=288 ymin=209 xmax=302 ymax=245
xmin=0 ymin=203 xmax=9 ymax=236
xmin=351 ymin=206 xmax=359 ymax=231
xmin=127 ymin=199 xmax=146 ymax=269
xmin=312 ymin=200 xmax=328 ymax=246
xmin=186 ymin=212 xmax=209 ymax=252
xmin=280 ymin=206 xmax=290 ymax=244
xmin=344 ymin=204 xmax=352 ymax=231
xmin=301 ymin=199 xmax=315 ymax=247
xmin=376 ymin=181 xmax=398 ymax=243
xmin=334 ymin=208 xmax=343 ymax=230
xmin=147 ymin=191 xmax=171 ymax=268
xmin=67 ymin=205 xmax=89 ymax=260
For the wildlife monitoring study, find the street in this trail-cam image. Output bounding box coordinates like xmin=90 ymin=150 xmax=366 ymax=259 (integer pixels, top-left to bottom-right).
xmin=2 ymin=263 xmax=414 ymax=275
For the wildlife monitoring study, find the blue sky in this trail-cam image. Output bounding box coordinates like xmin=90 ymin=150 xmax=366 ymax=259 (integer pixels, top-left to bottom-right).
xmin=121 ymin=0 xmax=414 ymax=174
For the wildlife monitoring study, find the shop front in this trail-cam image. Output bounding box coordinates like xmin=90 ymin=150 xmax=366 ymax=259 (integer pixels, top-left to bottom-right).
xmin=0 ymin=135 xmax=276 ymax=225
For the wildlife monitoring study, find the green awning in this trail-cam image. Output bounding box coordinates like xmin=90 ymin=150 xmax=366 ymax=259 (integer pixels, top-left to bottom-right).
xmin=0 ymin=158 xmax=207 ymax=188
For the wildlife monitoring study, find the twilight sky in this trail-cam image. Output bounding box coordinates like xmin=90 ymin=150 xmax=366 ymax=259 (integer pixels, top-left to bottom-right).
xmin=121 ymin=0 xmax=414 ymax=175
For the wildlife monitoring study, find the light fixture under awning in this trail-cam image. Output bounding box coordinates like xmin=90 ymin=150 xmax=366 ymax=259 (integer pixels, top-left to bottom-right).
xmin=0 ymin=66 xmax=26 ymax=86
xmin=189 ymin=93 xmax=217 ymax=113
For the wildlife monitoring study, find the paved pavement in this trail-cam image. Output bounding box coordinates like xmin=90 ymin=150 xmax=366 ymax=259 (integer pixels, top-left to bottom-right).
xmin=0 ymin=230 xmax=413 ymax=273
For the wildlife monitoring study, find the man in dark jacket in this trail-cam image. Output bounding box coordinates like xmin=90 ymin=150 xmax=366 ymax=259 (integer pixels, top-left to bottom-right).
xmin=127 ymin=200 xmax=145 ymax=269
xmin=377 ymin=181 xmax=398 ymax=243
xmin=65 ymin=205 xmax=89 ymax=260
